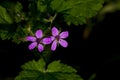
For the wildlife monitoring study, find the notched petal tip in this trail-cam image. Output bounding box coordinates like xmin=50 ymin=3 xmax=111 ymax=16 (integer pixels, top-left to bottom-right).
xmin=60 ymin=31 xmax=69 ymax=39
xmin=52 ymin=27 xmax=59 ymax=36
xmin=35 ymin=30 xmax=43 ymax=38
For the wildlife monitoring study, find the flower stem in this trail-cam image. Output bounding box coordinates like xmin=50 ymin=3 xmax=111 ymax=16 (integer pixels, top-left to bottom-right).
xmin=27 ymin=24 xmax=34 ymax=36
xmin=49 ymin=13 xmax=57 ymax=29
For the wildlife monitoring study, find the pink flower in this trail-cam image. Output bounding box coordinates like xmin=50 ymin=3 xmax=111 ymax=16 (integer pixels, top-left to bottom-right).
xmin=51 ymin=27 xmax=69 ymax=51
xmin=26 ymin=30 xmax=51 ymax=52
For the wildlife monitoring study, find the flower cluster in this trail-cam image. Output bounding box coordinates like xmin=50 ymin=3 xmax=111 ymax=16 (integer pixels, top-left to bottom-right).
xmin=26 ymin=27 xmax=69 ymax=52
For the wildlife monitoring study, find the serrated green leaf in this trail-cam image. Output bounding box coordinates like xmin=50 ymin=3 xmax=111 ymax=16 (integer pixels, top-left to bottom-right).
xmin=15 ymin=59 xmax=83 ymax=80
xmin=47 ymin=61 xmax=76 ymax=73
xmin=15 ymin=71 xmax=43 ymax=80
xmin=50 ymin=0 xmax=64 ymax=12
xmin=50 ymin=0 xmax=104 ymax=25
xmin=0 ymin=6 xmax=13 ymax=24
xmin=21 ymin=59 xmax=45 ymax=72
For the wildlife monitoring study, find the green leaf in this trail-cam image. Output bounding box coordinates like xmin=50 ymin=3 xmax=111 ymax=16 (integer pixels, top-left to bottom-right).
xmin=0 ymin=6 xmax=13 ymax=24
xmin=50 ymin=0 xmax=104 ymax=25
xmin=37 ymin=0 xmax=47 ymax=12
xmin=12 ymin=26 xmax=28 ymax=44
xmin=0 ymin=1 xmax=23 ymax=22
xmin=50 ymin=0 xmax=65 ymax=12
xmin=14 ymin=2 xmax=23 ymax=13
xmin=0 ymin=1 xmax=26 ymax=43
xmin=21 ymin=59 xmax=45 ymax=72
xmin=14 ymin=2 xmax=24 ymax=23
xmin=0 ymin=24 xmax=15 ymax=40
xmin=15 ymin=59 xmax=83 ymax=80
xmin=47 ymin=60 xmax=76 ymax=73
xmin=0 ymin=1 xmax=24 ymax=23
xmin=0 ymin=30 xmax=11 ymax=40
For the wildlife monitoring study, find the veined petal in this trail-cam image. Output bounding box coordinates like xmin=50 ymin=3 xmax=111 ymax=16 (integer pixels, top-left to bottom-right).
xmin=60 ymin=31 xmax=69 ymax=39
xmin=26 ymin=36 xmax=36 ymax=41
xmin=59 ymin=39 xmax=68 ymax=48
xmin=35 ymin=30 xmax=43 ymax=38
xmin=51 ymin=40 xmax=57 ymax=51
xmin=42 ymin=37 xmax=52 ymax=44
xmin=52 ymin=27 xmax=59 ymax=36
xmin=28 ymin=42 xmax=37 ymax=50
xmin=38 ymin=44 xmax=44 ymax=52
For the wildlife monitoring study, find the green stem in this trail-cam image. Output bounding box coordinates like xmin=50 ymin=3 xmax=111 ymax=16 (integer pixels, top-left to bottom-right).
xmin=49 ymin=13 xmax=57 ymax=29
xmin=27 ymin=23 xmax=34 ymax=36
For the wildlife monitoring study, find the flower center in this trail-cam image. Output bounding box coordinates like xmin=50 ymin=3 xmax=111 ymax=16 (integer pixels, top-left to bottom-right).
xmin=55 ymin=35 xmax=60 ymax=41
xmin=36 ymin=38 xmax=41 ymax=44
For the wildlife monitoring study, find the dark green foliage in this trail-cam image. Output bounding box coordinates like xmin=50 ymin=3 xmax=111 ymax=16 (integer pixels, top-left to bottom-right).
xmin=0 ymin=1 xmax=106 ymax=80
xmin=15 ymin=59 xmax=83 ymax=80
xmin=37 ymin=0 xmax=47 ymax=12
xmin=0 ymin=1 xmax=24 ymax=23
xmin=0 ymin=0 xmax=104 ymax=43
xmin=0 ymin=1 xmax=27 ymax=43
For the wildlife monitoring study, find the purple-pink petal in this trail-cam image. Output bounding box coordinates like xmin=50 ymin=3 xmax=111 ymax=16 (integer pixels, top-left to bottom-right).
xmin=52 ymin=27 xmax=59 ymax=36
xmin=35 ymin=30 xmax=43 ymax=38
xmin=38 ymin=44 xmax=44 ymax=52
xmin=51 ymin=36 xmax=55 ymax=41
xmin=26 ymin=36 xmax=36 ymax=42
xmin=42 ymin=37 xmax=52 ymax=44
xmin=59 ymin=39 xmax=68 ymax=48
xmin=28 ymin=42 xmax=37 ymax=50
xmin=60 ymin=31 xmax=69 ymax=39
xmin=51 ymin=40 xmax=57 ymax=51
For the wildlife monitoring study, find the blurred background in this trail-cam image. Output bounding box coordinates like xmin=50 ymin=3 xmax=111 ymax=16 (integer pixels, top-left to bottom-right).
xmin=0 ymin=0 xmax=120 ymax=80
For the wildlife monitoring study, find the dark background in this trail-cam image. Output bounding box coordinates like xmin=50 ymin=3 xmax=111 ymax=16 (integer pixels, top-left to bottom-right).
xmin=0 ymin=1 xmax=120 ymax=80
